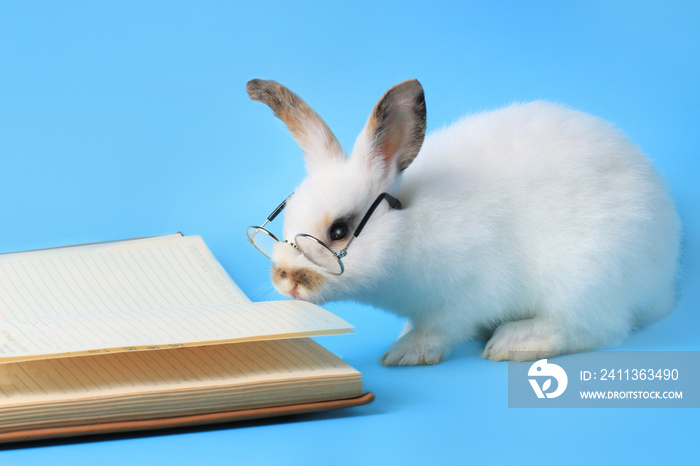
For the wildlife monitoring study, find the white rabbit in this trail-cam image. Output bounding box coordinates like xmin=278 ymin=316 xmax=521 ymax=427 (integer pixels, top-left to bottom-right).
xmin=246 ymin=78 xmax=681 ymax=365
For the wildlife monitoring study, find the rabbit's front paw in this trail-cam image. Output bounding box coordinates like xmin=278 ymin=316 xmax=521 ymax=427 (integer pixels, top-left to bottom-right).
xmin=380 ymin=332 xmax=447 ymax=366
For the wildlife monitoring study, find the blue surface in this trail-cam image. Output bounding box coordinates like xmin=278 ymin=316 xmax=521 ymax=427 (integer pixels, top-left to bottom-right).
xmin=1 ymin=1 xmax=698 ymax=464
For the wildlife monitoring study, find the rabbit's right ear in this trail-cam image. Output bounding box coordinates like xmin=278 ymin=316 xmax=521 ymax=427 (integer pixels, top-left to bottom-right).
xmin=354 ymin=79 xmax=426 ymax=177
xmin=247 ymin=79 xmax=344 ymax=173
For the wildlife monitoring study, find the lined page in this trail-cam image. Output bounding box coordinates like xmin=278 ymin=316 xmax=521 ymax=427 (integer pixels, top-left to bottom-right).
xmin=0 ymin=339 xmax=363 ymax=431
xmin=0 ymin=234 xmax=248 ymax=322
xmin=1 ymin=300 xmax=352 ymax=361
xmin=0 ymin=235 xmax=351 ymax=361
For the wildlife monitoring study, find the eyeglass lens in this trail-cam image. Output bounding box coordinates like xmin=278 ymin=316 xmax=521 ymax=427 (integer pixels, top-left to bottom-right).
xmin=246 ymin=227 xmax=278 ymax=259
xmin=295 ymin=235 xmax=342 ymax=275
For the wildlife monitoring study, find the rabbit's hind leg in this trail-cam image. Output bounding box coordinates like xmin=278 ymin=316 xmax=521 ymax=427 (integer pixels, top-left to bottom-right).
xmin=482 ymin=318 xmax=567 ymax=361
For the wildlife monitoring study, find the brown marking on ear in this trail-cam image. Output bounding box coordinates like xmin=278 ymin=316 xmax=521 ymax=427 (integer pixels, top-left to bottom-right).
xmin=366 ymin=79 xmax=426 ymax=172
xmin=247 ymin=79 xmax=344 ymax=166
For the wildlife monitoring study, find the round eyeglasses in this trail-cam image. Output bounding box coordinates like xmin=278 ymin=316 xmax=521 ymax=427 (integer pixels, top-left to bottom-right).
xmin=246 ymin=227 xmax=347 ymax=275
xmin=246 ymin=192 xmax=402 ymax=275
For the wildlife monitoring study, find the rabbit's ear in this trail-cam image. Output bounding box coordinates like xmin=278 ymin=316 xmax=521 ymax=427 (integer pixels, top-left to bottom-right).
xmin=247 ymin=79 xmax=344 ymax=172
xmin=356 ymin=79 xmax=426 ymax=175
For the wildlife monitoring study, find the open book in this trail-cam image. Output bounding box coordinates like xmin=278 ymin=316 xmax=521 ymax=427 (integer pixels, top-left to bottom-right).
xmin=0 ymin=234 xmax=372 ymax=443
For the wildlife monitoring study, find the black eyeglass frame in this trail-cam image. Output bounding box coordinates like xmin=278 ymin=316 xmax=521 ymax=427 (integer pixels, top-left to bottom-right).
xmin=246 ymin=192 xmax=402 ymax=275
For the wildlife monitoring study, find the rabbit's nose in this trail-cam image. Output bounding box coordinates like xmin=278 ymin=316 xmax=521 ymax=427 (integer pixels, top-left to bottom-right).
xmin=289 ymin=268 xmax=324 ymax=291
xmin=272 ymin=264 xmax=324 ymax=295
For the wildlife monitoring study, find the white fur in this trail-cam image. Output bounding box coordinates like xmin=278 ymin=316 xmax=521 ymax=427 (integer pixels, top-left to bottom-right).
xmin=263 ymin=91 xmax=681 ymax=365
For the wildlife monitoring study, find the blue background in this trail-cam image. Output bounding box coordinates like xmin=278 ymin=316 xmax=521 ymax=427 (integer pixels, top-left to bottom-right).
xmin=1 ymin=1 xmax=698 ymax=464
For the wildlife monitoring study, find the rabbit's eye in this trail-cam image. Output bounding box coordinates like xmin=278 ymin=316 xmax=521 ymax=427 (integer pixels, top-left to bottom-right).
xmin=329 ymin=221 xmax=348 ymax=242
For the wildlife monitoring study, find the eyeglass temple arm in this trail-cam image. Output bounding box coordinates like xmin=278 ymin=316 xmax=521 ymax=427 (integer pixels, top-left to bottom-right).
xmin=352 ymin=193 xmax=402 ymax=238
xmin=267 ymin=195 xmax=292 ymax=222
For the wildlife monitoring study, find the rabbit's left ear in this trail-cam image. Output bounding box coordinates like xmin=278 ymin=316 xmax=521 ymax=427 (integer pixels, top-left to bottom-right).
xmin=247 ymin=79 xmax=344 ymax=173
xmin=354 ymin=79 xmax=426 ymax=176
